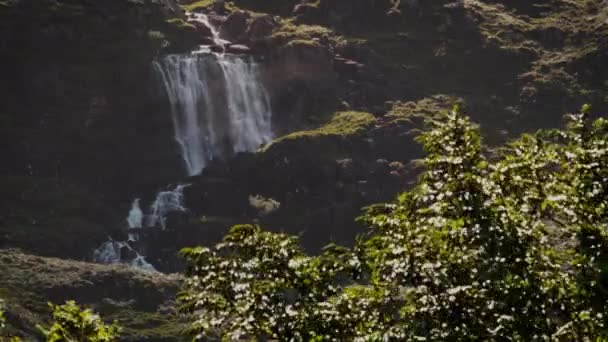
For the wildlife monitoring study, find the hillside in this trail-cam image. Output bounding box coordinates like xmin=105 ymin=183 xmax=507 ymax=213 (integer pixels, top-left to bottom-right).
xmin=0 ymin=0 xmax=606 ymax=339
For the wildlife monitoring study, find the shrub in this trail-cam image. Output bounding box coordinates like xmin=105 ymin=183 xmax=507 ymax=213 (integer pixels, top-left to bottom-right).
xmin=180 ymin=105 xmax=608 ymax=340
xmin=38 ymin=301 xmax=120 ymax=342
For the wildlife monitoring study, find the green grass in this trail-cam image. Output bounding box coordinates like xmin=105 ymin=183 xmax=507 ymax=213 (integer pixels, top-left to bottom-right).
xmin=266 ymin=111 xmax=375 ymax=149
xmin=181 ymin=0 xmax=214 ymax=12
xmin=272 ymin=21 xmax=337 ymax=43
xmin=166 ymin=18 xmax=196 ymax=30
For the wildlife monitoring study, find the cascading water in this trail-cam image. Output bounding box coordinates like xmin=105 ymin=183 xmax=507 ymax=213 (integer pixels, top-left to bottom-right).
xmin=189 ymin=12 xmax=228 ymax=54
xmin=94 ymin=13 xmax=273 ymax=272
xmin=127 ymin=198 xmax=143 ymax=229
xmin=130 ymin=255 xmax=158 ymax=272
xmin=126 ymin=198 xmax=144 ymax=241
xmin=145 ymin=184 xmax=189 ymax=230
xmin=153 ymin=54 xmax=272 ymax=176
xmin=92 ymin=184 xmax=188 ymax=271
xmin=93 ymin=238 xmax=157 ymax=272
xmin=152 ymin=27 xmax=272 ymax=176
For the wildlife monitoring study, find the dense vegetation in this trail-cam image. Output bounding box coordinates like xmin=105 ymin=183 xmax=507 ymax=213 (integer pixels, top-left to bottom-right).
xmin=179 ymin=105 xmax=607 ymax=340
xmin=1 ymin=104 xmax=606 ymax=341
xmin=0 ymin=0 xmax=607 ymax=340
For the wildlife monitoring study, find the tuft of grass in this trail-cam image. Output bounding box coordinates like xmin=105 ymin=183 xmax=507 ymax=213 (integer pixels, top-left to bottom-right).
xmin=181 ymin=0 xmax=215 ymax=12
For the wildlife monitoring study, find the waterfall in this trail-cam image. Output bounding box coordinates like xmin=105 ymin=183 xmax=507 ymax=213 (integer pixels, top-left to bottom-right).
xmin=145 ymin=184 xmax=189 ymax=230
xmin=126 ymin=198 xmax=143 ymax=229
xmin=92 ymin=13 xmax=273 ymax=272
xmin=92 ymin=184 xmax=188 ymax=271
xmin=93 ymin=239 xmax=126 ymax=264
xmin=189 ymin=12 xmax=228 ymax=53
xmin=153 ymin=53 xmax=273 ymax=176
xmin=130 ymin=255 xmax=158 ymax=272
xmin=93 ymin=238 xmax=157 ymax=272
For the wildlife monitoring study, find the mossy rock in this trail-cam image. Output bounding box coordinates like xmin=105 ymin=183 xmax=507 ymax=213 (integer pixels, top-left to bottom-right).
xmin=272 ymin=20 xmax=339 ymax=45
xmin=181 ymin=0 xmax=215 ymax=12
xmin=166 ymin=17 xmax=196 ymax=30
xmin=264 ymin=111 xmax=375 ymax=149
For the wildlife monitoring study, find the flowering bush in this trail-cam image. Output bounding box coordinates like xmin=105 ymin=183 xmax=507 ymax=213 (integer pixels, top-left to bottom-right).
xmin=181 ymin=105 xmax=608 ymax=340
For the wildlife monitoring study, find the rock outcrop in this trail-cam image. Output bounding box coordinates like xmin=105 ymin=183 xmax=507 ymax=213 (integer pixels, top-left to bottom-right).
xmin=0 ymin=1 xmax=607 ymax=338
xmin=0 ymin=0 xmax=202 ymax=259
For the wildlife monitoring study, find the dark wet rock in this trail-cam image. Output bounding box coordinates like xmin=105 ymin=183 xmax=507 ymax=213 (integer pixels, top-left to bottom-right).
xmin=199 ymin=36 xmax=217 ymax=45
xmin=247 ymin=14 xmax=279 ymax=43
xmin=210 ymin=43 xmax=226 ymax=53
xmin=212 ymin=0 xmax=228 ymax=14
xmin=293 ymin=3 xmax=322 ymax=24
xmin=120 ymin=245 xmax=138 ymax=261
xmin=219 ymin=10 xmax=251 ymax=42
xmin=263 ymin=40 xmax=339 ymax=133
xmin=333 ymin=57 xmax=364 ymax=76
xmin=191 ymin=20 xmax=214 ymax=38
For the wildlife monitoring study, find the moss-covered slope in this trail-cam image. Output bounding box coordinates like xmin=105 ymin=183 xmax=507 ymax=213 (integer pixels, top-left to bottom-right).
xmin=0 ymin=249 xmax=185 ymax=341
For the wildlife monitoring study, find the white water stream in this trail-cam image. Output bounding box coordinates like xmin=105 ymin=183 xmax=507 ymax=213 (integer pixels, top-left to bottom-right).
xmin=94 ymin=13 xmax=272 ymax=271
xmin=153 ymin=53 xmax=272 ymax=176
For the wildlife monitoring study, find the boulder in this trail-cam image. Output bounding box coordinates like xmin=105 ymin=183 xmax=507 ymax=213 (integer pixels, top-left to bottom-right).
xmin=247 ymin=14 xmax=279 ymax=43
xmin=200 ymin=36 xmax=217 ymax=46
xmin=276 ymin=41 xmax=335 ymax=82
xmin=219 ymin=10 xmax=251 ymax=42
xmin=293 ymin=3 xmax=322 ymax=23
xmin=210 ymin=44 xmax=226 ymax=53
xmin=212 ymin=0 xmax=227 ymax=14
xmin=120 ymin=245 xmax=138 ymax=261
xmin=191 ymin=20 xmax=214 ymax=38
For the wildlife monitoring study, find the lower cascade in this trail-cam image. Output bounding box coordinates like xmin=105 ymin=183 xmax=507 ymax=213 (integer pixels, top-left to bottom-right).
xmin=145 ymin=183 xmax=189 ymax=230
xmin=93 ymin=238 xmax=157 ymax=272
xmin=126 ymin=198 xmax=143 ymax=230
xmin=92 ymin=184 xmax=189 ymax=271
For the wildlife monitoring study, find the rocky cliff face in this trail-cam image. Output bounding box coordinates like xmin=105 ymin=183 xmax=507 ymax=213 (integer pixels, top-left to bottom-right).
xmin=0 ymin=0 xmax=195 ymax=189
xmin=0 ymin=0 xmax=200 ymax=258
xmin=138 ymin=0 xmax=607 ymax=263
xmin=1 ymin=0 xmax=606 ymax=260
xmin=0 ymin=0 xmax=606 ymax=339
